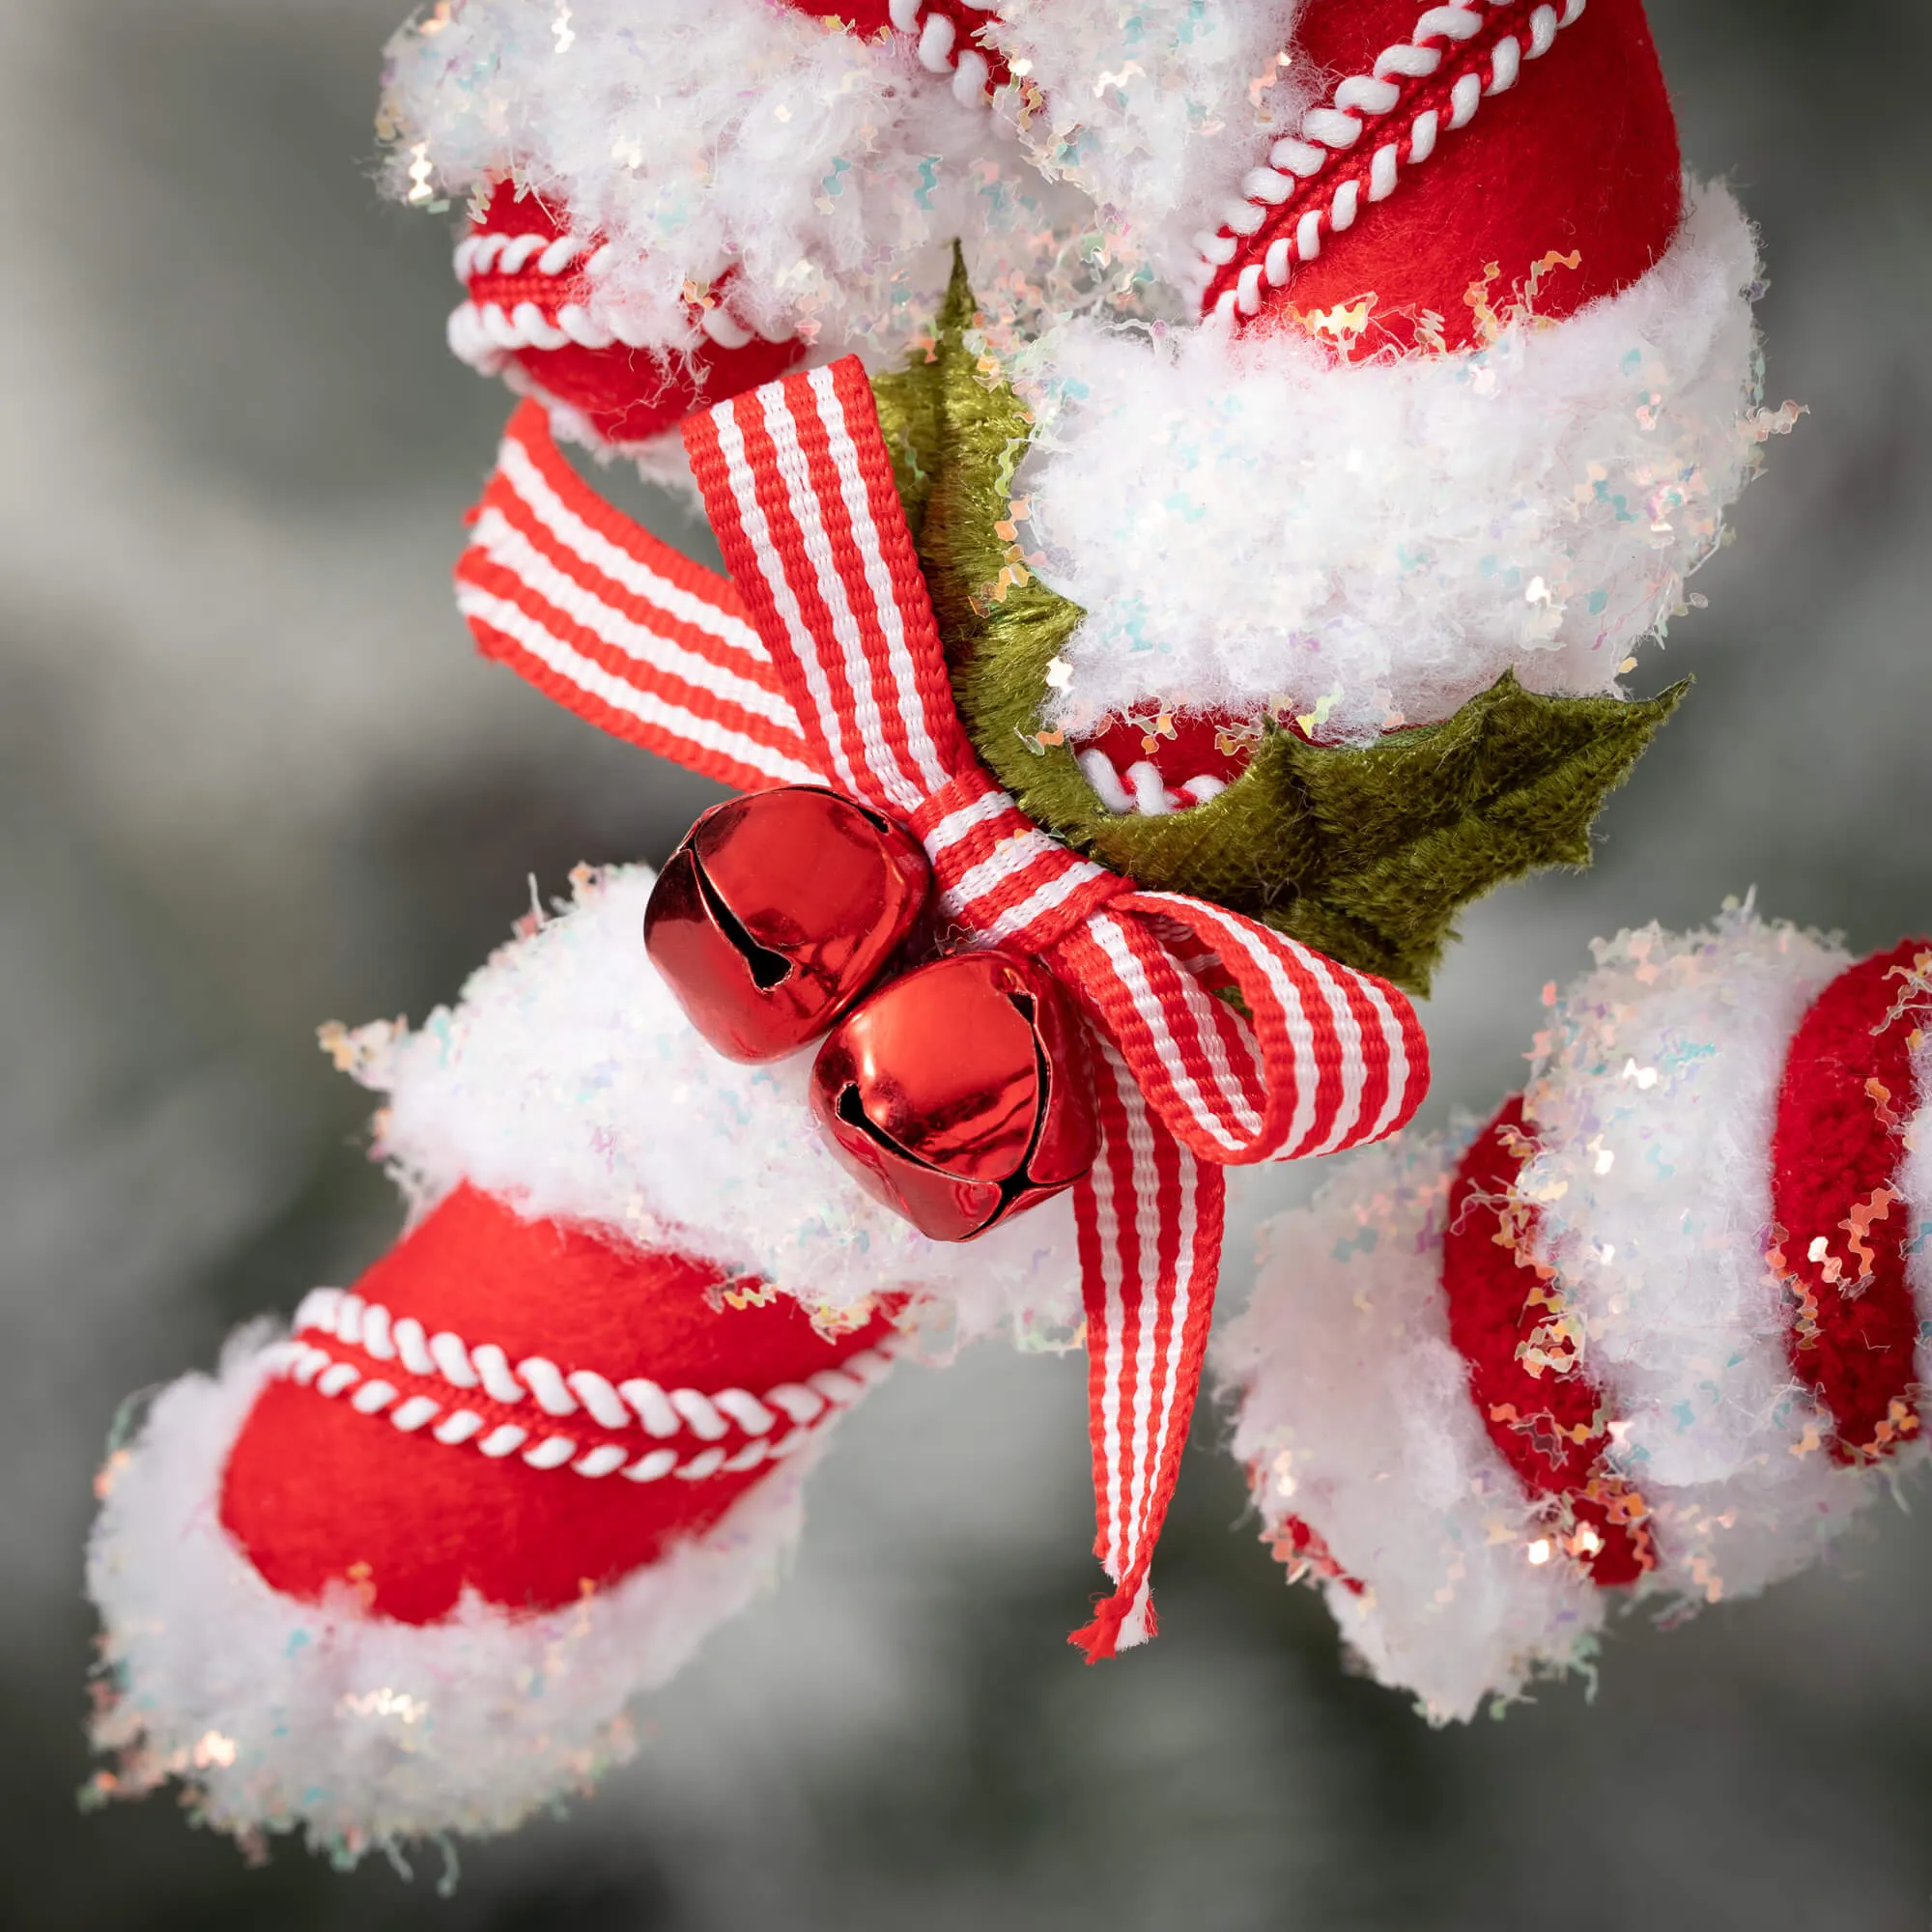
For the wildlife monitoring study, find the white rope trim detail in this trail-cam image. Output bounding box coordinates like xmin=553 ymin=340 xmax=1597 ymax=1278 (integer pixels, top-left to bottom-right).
xmin=448 ymin=4 xmax=998 ymax=372
xmin=450 ymin=227 xmax=786 ymax=369
xmin=280 ymin=1287 xmax=896 ymax=1482
xmin=1196 ymin=0 xmax=1586 ymax=319
xmin=892 ymin=0 xmax=1001 ymax=104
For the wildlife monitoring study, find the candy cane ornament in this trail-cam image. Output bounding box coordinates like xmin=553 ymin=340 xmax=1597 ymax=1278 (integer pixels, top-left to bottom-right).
xmin=85 ymin=0 xmax=1808 ymax=1866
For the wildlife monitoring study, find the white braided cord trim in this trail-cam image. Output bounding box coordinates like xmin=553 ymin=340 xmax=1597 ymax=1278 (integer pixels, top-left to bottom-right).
xmin=1195 ymin=0 xmax=1588 ymax=321
xmin=447 ymin=4 xmax=996 ymax=374
xmin=891 ymin=0 xmax=1002 ymax=105
xmin=273 ymin=1286 xmax=897 ymax=1484
xmin=450 ymin=232 xmax=785 ymax=368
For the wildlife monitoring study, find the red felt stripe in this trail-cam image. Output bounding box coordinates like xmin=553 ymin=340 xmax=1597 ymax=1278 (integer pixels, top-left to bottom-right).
xmin=220 ymin=1186 xmax=898 ymax=1624
xmin=1219 ymin=0 xmax=1683 ymax=353
xmin=1440 ymin=1097 xmax=1652 ymax=1587
xmin=1771 ymin=940 xmax=1932 ymax=1462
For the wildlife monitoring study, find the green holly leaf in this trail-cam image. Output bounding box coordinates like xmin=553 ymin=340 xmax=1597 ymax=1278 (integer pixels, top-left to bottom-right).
xmin=869 ymin=262 xmax=1687 ymax=997
xmin=871 ymin=248 xmax=1082 ymax=679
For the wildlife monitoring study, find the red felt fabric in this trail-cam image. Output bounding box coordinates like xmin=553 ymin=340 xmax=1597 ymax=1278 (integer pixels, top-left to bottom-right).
xmin=788 ymin=0 xmax=897 ymax=32
xmin=1771 ymin=941 xmax=1932 ymax=1462
xmin=469 ymin=179 xmax=571 ymax=241
xmin=1267 ymin=1514 xmax=1366 ymax=1598
xmin=1247 ymin=0 xmax=1682 ymax=353
xmin=220 ymin=1185 xmax=897 ymax=1624
xmin=513 ymin=335 xmax=809 ymax=449
xmin=1441 ymin=1097 xmax=1649 ymax=1586
xmin=464 ymin=182 xmax=806 ymax=446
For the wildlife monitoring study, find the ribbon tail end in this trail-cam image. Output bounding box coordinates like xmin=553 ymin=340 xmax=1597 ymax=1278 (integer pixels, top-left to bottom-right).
xmin=1067 ymin=1580 xmax=1157 ymax=1663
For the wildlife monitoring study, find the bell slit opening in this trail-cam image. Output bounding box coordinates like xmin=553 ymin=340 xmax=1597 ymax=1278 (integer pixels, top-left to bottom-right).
xmin=692 ymin=850 xmax=793 ymax=990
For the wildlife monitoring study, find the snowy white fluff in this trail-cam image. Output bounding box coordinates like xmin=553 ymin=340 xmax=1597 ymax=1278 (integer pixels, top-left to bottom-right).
xmin=87 ymin=1326 xmax=812 ymax=1858
xmin=1901 ymin=1025 xmax=1932 ymax=1318
xmin=1515 ymin=907 xmax=1879 ymax=1607
xmin=1216 ymin=1129 xmax=1606 ymax=1722
xmin=1016 ymin=184 xmax=1797 ymax=745
xmin=984 ymin=0 xmax=1313 ymax=291
xmin=1217 ymin=906 xmax=1932 ymax=1719
xmin=332 ymin=865 xmax=1085 ymax=1346
xmin=384 ymin=0 xmax=1302 ymax=357
xmin=384 ymin=0 xmax=1091 ymax=363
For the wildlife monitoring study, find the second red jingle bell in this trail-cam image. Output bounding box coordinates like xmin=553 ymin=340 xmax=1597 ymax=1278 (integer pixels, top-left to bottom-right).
xmin=810 ymin=952 xmax=1097 ymax=1243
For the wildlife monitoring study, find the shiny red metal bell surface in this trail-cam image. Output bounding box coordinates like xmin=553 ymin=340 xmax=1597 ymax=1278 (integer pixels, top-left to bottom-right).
xmin=808 ymin=952 xmax=1097 ymax=1243
xmin=645 ymin=786 xmax=930 ymax=1063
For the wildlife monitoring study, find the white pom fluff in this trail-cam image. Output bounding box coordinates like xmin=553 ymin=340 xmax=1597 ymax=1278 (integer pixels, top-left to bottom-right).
xmin=382 ymin=0 xmax=1095 ymax=362
xmin=1215 ymin=1131 xmax=1605 ymax=1722
xmin=985 ymin=0 xmax=1314 ymax=288
xmin=335 ymin=866 xmax=1084 ymax=1346
xmin=1016 ymin=183 xmax=1793 ymax=743
xmin=88 ymin=1326 xmax=809 ymax=1857
xmin=1518 ymin=907 xmax=1887 ymax=1608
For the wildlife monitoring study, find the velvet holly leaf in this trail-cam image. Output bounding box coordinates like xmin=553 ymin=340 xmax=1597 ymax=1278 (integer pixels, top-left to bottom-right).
xmin=869 ymin=262 xmax=1687 ymax=997
xmin=1036 ymin=672 xmax=1685 ymax=995
xmin=870 ymin=249 xmax=1083 ymax=688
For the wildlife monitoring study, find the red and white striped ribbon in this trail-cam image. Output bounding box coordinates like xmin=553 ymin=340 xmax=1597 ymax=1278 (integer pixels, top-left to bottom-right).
xmin=1076 ymin=1034 xmax=1226 ymax=1649
xmin=684 ymin=357 xmax=1431 ymax=1657
xmin=456 ymin=400 xmax=821 ymax=793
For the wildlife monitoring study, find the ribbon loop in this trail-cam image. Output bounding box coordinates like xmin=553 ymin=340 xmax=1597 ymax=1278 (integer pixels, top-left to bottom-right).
xmin=456 ymin=400 xmax=821 ymax=793
xmin=1055 ymin=891 xmax=1430 ymax=1168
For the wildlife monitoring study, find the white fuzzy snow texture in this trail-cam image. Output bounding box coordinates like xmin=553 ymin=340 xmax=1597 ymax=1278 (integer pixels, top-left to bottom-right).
xmin=383 ymin=0 xmax=1160 ymax=366
xmin=1903 ymin=1023 xmax=1932 ymax=1333
xmin=88 ymin=1326 xmax=808 ymax=1857
xmin=1017 ymin=183 xmax=1797 ymax=745
xmin=1218 ymin=907 xmax=1930 ymax=1719
xmin=336 ymin=865 xmax=1085 ymax=1349
xmin=1214 ymin=1129 xmax=1605 ymax=1723
xmin=1518 ymin=906 xmax=1910 ymax=1609
xmin=984 ymin=0 xmax=1313 ymax=290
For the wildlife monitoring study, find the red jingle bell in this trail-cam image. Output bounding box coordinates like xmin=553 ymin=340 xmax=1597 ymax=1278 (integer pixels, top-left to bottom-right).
xmin=644 ymin=785 xmax=930 ymax=1063
xmin=808 ymin=952 xmax=1096 ymax=1243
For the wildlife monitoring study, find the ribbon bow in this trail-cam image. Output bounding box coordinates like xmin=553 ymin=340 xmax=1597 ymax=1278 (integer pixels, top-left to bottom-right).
xmin=457 ymin=360 xmax=1429 ymax=1657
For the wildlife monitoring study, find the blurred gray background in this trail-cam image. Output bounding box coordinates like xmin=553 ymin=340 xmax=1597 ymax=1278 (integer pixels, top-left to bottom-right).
xmin=3 ymin=1 xmax=1930 ymax=1926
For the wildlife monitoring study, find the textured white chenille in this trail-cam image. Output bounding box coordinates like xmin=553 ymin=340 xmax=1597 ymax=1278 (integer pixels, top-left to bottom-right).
xmin=1221 ymin=907 xmax=1927 ymax=1719
xmin=1519 ymin=907 xmax=1892 ymax=1608
xmin=87 ymin=1327 xmax=809 ymax=1856
xmin=381 ymin=0 xmax=1094 ymax=365
xmin=985 ymin=0 xmax=1314 ymax=289
xmin=1215 ymin=1129 xmax=1605 ymax=1723
xmin=336 ymin=866 xmax=1084 ymax=1347
xmin=1015 ymin=184 xmax=1795 ymax=744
